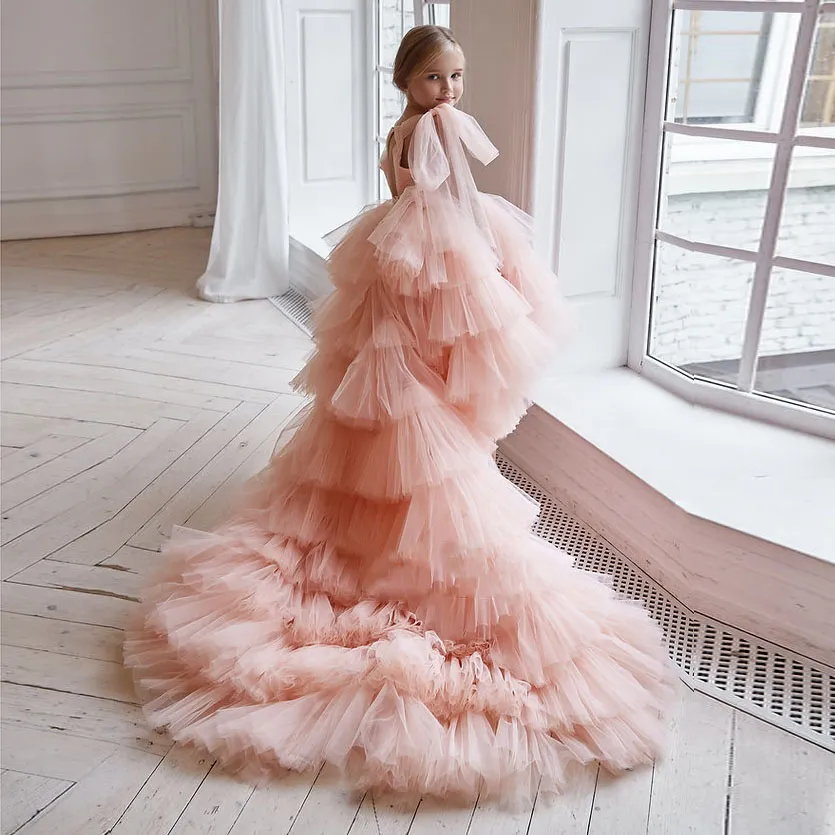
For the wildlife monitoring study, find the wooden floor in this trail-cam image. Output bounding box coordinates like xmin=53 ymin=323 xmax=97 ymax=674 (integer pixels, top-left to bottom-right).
xmin=1 ymin=229 xmax=833 ymax=835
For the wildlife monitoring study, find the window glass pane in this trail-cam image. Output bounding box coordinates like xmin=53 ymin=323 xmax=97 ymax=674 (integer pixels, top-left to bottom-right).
xmin=800 ymin=14 xmax=835 ymax=128
xmin=673 ymin=10 xmax=772 ymax=125
xmin=755 ymin=268 xmax=835 ymax=411
xmin=429 ymin=4 xmax=451 ymax=28
xmin=378 ymin=69 xmax=403 ymax=140
xmin=776 ymin=147 xmax=835 ymax=266
xmin=379 ymin=0 xmax=415 ymax=69
xmin=650 ymin=244 xmax=753 ymax=384
xmin=660 ymin=134 xmax=774 ymax=250
xmin=684 ymin=32 xmax=765 ymax=80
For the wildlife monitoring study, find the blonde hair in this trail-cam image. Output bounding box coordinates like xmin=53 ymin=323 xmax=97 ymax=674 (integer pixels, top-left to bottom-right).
xmin=393 ymin=25 xmax=462 ymax=92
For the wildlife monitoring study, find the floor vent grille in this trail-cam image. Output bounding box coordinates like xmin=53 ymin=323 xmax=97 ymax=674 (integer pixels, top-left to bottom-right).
xmin=270 ymin=287 xmax=313 ymax=336
xmin=495 ymin=453 xmax=834 ymax=752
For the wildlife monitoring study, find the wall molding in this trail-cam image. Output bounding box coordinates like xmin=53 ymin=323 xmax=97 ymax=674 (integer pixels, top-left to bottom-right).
xmin=1 ymin=0 xmax=193 ymax=89
xmin=552 ymin=27 xmax=638 ymax=299
xmin=1 ymin=104 xmax=199 ymax=202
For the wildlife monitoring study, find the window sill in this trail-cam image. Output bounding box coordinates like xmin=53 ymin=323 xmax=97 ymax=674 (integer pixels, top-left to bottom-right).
xmin=531 ymin=367 xmax=835 ymax=567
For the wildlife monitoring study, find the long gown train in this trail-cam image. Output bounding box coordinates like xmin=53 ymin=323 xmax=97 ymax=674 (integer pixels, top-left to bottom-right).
xmin=124 ymin=104 xmax=673 ymax=802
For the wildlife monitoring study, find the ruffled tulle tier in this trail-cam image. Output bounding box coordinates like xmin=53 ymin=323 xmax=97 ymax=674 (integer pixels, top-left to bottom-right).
xmin=125 ymin=152 xmax=671 ymax=804
xmin=125 ymin=521 xmax=671 ymax=802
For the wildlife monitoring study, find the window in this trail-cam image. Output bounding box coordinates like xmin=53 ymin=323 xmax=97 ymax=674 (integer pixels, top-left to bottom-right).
xmin=634 ymin=0 xmax=835 ymax=435
xmin=802 ymin=15 xmax=835 ymax=125
xmin=675 ymin=9 xmax=835 ymax=130
xmin=373 ymin=1 xmax=451 ymax=200
xmin=675 ymin=10 xmax=773 ymax=125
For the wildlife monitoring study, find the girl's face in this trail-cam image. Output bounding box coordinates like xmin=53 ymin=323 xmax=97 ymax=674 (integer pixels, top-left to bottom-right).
xmin=406 ymin=46 xmax=465 ymax=112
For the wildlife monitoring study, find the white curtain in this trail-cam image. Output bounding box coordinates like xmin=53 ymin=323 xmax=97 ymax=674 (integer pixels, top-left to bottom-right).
xmin=197 ymin=0 xmax=290 ymax=303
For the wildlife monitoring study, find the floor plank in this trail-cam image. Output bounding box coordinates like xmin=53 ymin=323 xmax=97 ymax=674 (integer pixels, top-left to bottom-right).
xmin=0 ymin=358 xmax=242 ymax=414
xmin=1 ymin=426 xmax=140 ymax=546
xmin=14 ymin=746 xmax=161 ymax=835
xmin=0 ymin=434 xmax=90 ymax=483
xmin=34 ymin=411 xmax=227 ymax=565
xmin=1 ymin=683 xmax=169 ymax=755
xmin=1 ymin=724 xmax=116 ymax=782
xmin=467 ymin=797 xmax=535 ymax=835
xmin=184 ymin=430 xmax=281 ymax=533
xmin=1 ymin=581 xmax=137 ymax=629
xmin=2 ymin=285 xmax=163 ymax=360
xmin=228 ymin=770 xmax=322 ymax=835
xmin=44 ymin=402 xmax=263 ymax=563
xmin=109 ymin=745 xmax=215 ymax=835
xmin=1 ymin=420 xmax=180 ymax=576
xmin=407 ymin=797 xmax=477 ymax=835
xmin=647 ymin=685 xmax=733 ymax=835
xmin=729 ymin=711 xmax=835 ymax=835
xmin=127 ymin=396 xmax=299 ymax=551
xmin=167 ymin=767 xmax=254 ymax=835
xmin=1 ymin=644 xmax=136 ymax=703
xmin=10 ymin=559 xmax=144 ymax=600
xmin=101 ymin=544 xmax=168 ymax=579
xmin=348 ymin=791 xmax=420 ymax=835
xmin=527 ymin=765 xmax=597 ymax=835
xmin=285 ymin=765 xmax=364 ymax=835
xmin=0 ymin=771 xmax=73 ymax=835
xmin=586 ymin=766 xmax=654 ymax=835
xmin=1 ymin=381 xmax=198 ymax=429
xmin=0 ymin=413 xmax=108 ymax=448
xmin=1 ymin=612 xmax=124 ymax=663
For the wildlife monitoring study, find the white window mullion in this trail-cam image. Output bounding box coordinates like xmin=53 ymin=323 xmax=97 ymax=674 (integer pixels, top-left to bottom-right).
xmin=773 ymin=255 xmax=835 ymax=278
xmin=664 ymin=122 xmax=779 ymax=143
xmin=675 ymin=0 xmax=803 ymax=12
xmin=655 ymin=231 xmax=760 ymax=263
xmin=795 ymin=133 xmax=835 ymax=148
xmin=737 ymin=0 xmax=823 ymax=392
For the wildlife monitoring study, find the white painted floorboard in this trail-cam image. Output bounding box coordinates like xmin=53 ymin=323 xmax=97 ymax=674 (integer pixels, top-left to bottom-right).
xmin=0 ymin=230 xmax=832 ymax=835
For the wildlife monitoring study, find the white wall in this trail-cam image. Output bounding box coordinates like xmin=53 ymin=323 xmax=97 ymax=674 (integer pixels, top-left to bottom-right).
xmin=0 ymin=0 xmax=219 ymax=240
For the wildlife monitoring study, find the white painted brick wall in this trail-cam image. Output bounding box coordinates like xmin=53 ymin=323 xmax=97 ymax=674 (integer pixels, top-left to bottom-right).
xmin=653 ymin=186 xmax=835 ymax=365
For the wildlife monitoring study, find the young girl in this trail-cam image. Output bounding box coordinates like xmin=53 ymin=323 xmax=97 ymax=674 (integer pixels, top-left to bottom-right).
xmin=125 ymin=25 xmax=671 ymax=802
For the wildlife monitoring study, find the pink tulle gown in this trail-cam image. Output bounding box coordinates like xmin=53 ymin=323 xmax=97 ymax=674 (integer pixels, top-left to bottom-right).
xmin=124 ymin=105 xmax=673 ymax=803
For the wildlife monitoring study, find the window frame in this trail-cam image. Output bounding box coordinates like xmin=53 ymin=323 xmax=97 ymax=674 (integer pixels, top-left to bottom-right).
xmin=629 ymin=0 xmax=835 ymax=440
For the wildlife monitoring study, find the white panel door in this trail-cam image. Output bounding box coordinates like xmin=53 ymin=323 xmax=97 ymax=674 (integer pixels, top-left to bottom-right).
xmin=532 ymin=0 xmax=651 ymax=371
xmin=283 ymin=0 xmax=371 ymax=243
xmin=0 ymin=0 xmax=218 ymax=240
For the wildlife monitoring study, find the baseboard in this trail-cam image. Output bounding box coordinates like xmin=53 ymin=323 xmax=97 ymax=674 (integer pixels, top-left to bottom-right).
xmin=500 ymin=404 xmax=835 ymax=667
xmin=0 ymin=203 xmax=216 ymax=241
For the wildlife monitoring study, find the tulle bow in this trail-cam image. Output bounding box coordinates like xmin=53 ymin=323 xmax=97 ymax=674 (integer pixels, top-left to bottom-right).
xmin=410 ymin=104 xmax=499 ymax=191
